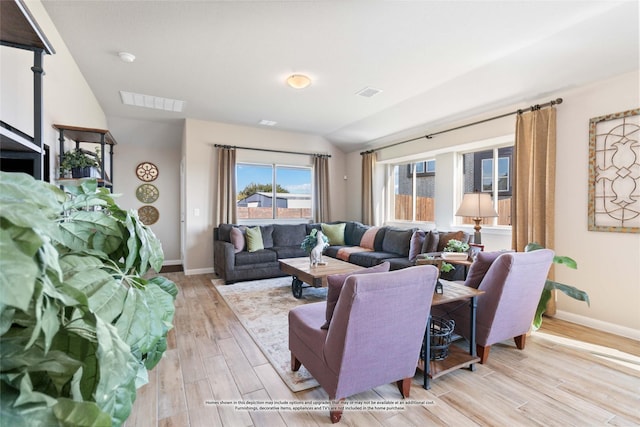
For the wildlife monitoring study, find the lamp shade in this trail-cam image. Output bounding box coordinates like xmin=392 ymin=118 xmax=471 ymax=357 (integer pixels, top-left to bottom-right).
xmin=456 ymin=192 xmax=498 ymax=218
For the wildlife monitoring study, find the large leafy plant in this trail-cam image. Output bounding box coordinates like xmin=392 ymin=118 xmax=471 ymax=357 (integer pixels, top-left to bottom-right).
xmin=525 ymin=242 xmax=590 ymax=330
xmin=0 ymin=172 xmax=177 ymax=426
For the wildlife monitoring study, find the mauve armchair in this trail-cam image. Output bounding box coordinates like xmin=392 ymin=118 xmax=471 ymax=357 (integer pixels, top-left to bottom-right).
xmin=433 ymin=249 xmax=554 ymax=364
xmin=288 ymin=265 xmax=439 ymax=423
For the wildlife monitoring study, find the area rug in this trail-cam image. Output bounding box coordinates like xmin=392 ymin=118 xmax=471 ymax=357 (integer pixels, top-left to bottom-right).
xmin=213 ymin=276 xmax=327 ymax=392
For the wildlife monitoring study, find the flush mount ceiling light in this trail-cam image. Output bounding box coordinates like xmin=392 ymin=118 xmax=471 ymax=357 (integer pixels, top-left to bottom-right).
xmin=118 ymin=52 xmax=136 ymax=63
xmin=119 ymin=91 xmax=185 ymax=112
xmin=286 ymin=74 xmax=312 ymax=89
xmin=259 ymin=119 xmax=277 ymax=126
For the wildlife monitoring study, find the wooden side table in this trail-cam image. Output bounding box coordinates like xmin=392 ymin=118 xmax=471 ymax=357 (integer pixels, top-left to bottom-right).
xmin=417 ymin=280 xmax=484 ymax=389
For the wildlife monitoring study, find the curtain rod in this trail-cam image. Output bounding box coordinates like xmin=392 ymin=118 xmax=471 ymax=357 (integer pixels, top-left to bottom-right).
xmin=360 ymin=98 xmax=563 ymax=155
xmin=215 ymin=144 xmax=331 ymax=158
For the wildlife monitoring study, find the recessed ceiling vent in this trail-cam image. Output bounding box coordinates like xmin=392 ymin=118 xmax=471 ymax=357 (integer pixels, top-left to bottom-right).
xmin=120 ymin=91 xmax=185 ymax=112
xmin=355 ymin=86 xmax=383 ymax=98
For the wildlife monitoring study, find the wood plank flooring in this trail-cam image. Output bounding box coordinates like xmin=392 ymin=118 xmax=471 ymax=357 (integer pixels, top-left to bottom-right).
xmin=125 ymin=272 xmax=640 ymax=427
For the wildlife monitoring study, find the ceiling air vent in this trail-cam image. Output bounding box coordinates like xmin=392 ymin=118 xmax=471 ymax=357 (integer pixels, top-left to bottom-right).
xmin=355 ymin=86 xmax=383 ymax=98
xmin=120 ymin=91 xmax=185 ymax=112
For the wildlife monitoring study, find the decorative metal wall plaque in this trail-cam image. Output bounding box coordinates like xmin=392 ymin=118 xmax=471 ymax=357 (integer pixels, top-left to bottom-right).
xmin=138 ymin=205 xmax=159 ymax=225
xmin=136 ymin=184 xmax=159 ymax=203
xmin=588 ymin=108 xmax=640 ymax=233
xmin=136 ymin=162 xmax=159 ymax=182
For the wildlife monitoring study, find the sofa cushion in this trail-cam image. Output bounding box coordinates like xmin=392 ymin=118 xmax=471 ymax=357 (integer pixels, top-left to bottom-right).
xmin=246 ymin=226 xmax=264 ymax=252
xmin=421 ymin=230 xmax=440 ymax=253
xmin=260 ymin=225 xmax=274 ymax=249
xmin=235 ymin=249 xmax=277 ymax=266
xmin=465 ymin=250 xmax=513 ymax=289
xmin=348 ymin=251 xmax=398 ymax=268
xmin=382 ymin=228 xmax=414 ymax=256
xmin=322 ymin=222 xmax=346 ymax=245
xmin=409 ymin=229 xmax=426 ymax=262
xmin=230 ymin=227 xmax=245 ymax=253
xmin=359 ymin=226 xmax=380 ymax=250
xmin=269 ymin=246 xmax=307 ymax=259
xmin=272 ymin=224 xmax=307 ymax=247
xmin=373 ymin=227 xmax=387 ymax=251
xmin=344 ymin=222 xmax=368 ymax=246
xmin=218 ymin=223 xmax=234 ymax=243
xmin=321 ymin=261 xmax=391 ymax=329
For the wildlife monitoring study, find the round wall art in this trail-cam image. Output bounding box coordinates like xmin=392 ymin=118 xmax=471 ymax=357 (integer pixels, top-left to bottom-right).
xmin=138 ymin=205 xmax=159 ymax=225
xmin=136 ymin=183 xmax=159 ymax=203
xmin=135 ymin=162 xmax=159 ymax=182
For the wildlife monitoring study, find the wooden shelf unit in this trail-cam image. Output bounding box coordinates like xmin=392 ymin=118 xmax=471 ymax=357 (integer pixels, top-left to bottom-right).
xmin=54 ymin=124 xmax=117 ymax=189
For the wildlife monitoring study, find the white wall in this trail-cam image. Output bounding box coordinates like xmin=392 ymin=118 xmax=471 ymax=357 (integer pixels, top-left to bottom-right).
xmin=345 ymin=70 xmax=640 ymax=337
xmin=0 ymin=0 xmax=107 ymax=181
xmin=182 ymin=119 xmax=347 ymax=274
xmin=553 ymin=70 xmax=639 ymax=338
xmin=108 ymin=116 xmax=183 ymax=264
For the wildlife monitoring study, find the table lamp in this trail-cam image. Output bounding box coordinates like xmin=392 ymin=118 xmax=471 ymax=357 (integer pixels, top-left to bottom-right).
xmin=455 ymin=192 xmax=498 ymax=244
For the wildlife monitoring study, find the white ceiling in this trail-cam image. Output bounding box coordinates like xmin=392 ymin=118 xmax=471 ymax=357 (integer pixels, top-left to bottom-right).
xmin=41 ymin=0 xmax=639 ymax=152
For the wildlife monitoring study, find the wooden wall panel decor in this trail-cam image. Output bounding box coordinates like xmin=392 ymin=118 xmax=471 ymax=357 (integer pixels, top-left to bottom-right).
xmin=588 ymin=108 xmax=640 ymax=233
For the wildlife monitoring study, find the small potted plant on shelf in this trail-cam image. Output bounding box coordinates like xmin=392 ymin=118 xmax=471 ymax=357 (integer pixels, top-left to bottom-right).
xmin=60 ymin=148 xmax=99 ymax=178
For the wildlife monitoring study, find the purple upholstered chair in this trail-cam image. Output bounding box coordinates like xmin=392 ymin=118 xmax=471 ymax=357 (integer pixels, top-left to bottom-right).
xmin=433 ymin=249 xmax=554 ymax=364
xmin=288 ymin=265 xmax=439 ymax=423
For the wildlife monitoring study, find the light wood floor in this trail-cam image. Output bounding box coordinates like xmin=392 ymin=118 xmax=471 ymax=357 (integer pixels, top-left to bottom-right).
xmin=125 ymin=272 xmax=640 ymax=427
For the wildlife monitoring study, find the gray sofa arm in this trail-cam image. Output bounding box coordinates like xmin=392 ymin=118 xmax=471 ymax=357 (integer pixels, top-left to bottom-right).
xmin=213 ymin=239 xmax=236 ymax=279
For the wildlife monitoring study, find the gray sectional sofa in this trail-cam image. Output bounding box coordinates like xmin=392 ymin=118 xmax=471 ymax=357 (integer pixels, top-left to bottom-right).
xmin=213 ymin=221 xmax=469 ymax=284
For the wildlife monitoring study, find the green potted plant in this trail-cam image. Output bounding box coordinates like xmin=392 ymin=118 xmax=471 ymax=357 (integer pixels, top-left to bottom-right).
xmin=525 ymin=242 xmax=590 ymax=330
xmin=440 ymin=238 xmax=470 ymax=273
xmin=60 ymin=148 xmax=99 ymax=178
xmin=301 ymin=228 xmax=329 ymax=253
xmin=0 ymin=172 xmax=177 ymax=426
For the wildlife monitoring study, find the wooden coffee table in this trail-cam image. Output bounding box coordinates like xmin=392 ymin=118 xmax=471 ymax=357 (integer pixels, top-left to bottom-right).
xmin=279 ymin=257 xmax=363 ymax=298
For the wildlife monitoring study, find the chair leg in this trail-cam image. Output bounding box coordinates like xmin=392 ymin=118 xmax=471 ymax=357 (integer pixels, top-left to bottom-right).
xmin=396 ymin=377 xmax=411 ymax=398
xmin=477 ymin=344 xmax=490 ymax=364
xmin=514 ymin=334 xmax=526 ymax=350
xmin=291 ymin=353 xmax=301 ymax=371
xmin=330 ymin=399 xmax=345 ymax=423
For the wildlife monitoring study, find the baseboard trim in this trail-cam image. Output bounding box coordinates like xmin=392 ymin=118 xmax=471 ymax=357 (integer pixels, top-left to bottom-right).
xmin=163 ymin=259 xmax=182 ymax=266
xmin=184 ymin=267 xmax=215 ymax=276
xmin=554 ymin=310 xmax=640 ymax=340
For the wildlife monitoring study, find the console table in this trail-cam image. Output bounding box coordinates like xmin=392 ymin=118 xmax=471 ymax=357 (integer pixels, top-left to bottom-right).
xmin=418 ymin=280 xmax=484 ymax=389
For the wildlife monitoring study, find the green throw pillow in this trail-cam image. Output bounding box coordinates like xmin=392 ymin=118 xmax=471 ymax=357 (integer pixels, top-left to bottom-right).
xmin=321 ymin=223 xmax=346 ymax=246
xmin=245 ymin=226 xmax=264 ymax=252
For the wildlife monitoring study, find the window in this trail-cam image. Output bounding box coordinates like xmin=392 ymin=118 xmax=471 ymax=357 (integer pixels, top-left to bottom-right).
xmin=393 ymin=160 xmax=435 ymax=222
xmin=462 ymin=147 xmax=512 ymax=225
xmin=414 ymin=159 xmax=436 ymax=176
xmin=236 ymin=163 xmax=312 ymax=220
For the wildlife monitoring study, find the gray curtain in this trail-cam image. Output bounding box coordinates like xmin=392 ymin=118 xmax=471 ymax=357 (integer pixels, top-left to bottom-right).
xmin=361 ymin=151 xmax=376 ymax=225
xmin=313 ymin=155 xmax=331 ymax=222
xmin=216 ymin=146 xmax=237 ymax=225
xmin=512 ymin=107 xmax=556 ymax=313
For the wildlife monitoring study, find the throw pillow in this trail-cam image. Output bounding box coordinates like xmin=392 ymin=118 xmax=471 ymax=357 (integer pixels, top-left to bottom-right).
xmin=321 ymin=261 xmax=391 ymax=329
xmin=230 ymin=227 xmax=245 ymax=253
xmin=464 ymin=250 xmax=511 ymax=288
xmin=322 ymin=223 xmax=346 ymax=246
xmin=421 ymin=230 xmax=440 ymax=253
xmin=359 ymin=226 xmax=380 ymax=250
xmin=245 ymin=226 xmax=264 ymax=252
xmin=437 ymin=230 xmax=466 ymax=252
xmin=408 ymin=229 xmax=426 ymax=262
